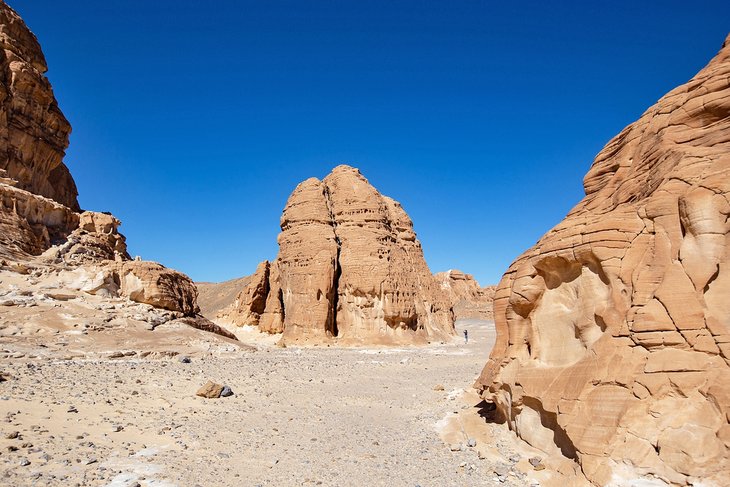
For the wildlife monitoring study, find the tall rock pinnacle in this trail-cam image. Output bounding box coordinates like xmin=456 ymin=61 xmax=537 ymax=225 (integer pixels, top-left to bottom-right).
xmin=223 ymin=165 xmax=455 ymax=345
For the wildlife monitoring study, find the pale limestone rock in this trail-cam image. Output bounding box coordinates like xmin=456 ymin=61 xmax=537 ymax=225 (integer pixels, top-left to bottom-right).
xmin=476 ymin=34 xmax=730 ymax=486
xmin=225 ymin=165 xmax=454 ymax=344
xmin=434 ymin=269 xmax=495 ymax=320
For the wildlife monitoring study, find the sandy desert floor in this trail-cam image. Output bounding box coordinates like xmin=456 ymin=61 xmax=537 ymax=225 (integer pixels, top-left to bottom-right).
xmin=0 ymin=318 xmax=560 ymax=487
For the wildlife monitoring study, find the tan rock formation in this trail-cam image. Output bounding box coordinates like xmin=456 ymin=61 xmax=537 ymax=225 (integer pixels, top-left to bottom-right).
xmin=0 ymin=2 xmax=78 ymax=210
xmin=476 ymin=35 xmax=730 ymax=485
xmin=224 ymin=165 xmax=454 ymax=344
xmin=116 ymin=261 xmax=199 ymax=316
xmin=0 ymin=2 xmax=220 ymax=337
xmin=435 ymin=269 xmax=495 ymax=320
xmin=215 ymin=260 xmax=270 ymax=326
xmin=195 ymin=275 xmax=253 ymax=319
xmin=196 ymin=381 xmax=225 ymax=399
xmin=0 ymin=182 xmax=78 ymax=260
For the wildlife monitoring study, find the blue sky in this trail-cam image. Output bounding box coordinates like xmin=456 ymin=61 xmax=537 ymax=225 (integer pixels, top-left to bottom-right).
xmin=14 ymin=1 xmax=730 ymax=285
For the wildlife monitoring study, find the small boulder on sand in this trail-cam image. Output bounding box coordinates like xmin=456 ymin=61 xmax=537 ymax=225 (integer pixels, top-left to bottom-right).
xmin=196 ymin=381 xmax=225 ymax=399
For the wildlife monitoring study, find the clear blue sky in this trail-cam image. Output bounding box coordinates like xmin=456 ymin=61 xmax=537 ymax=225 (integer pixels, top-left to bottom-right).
xmin=13 ymin=1 xmax=730 ymax=285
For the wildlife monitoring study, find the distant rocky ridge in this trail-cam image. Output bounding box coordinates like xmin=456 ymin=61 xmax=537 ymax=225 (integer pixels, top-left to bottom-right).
xmin=215 ymin=165 xmax=455 ymax=345
xmin=476 ymin=34 xmax=730 ymax=485
xmin=0 ymin=1 xmax=231 ymax=341
xmin=196 ymin=274 xmax=252 ymax=319
xmin=434 ymin=269 xmax=495 ymax=321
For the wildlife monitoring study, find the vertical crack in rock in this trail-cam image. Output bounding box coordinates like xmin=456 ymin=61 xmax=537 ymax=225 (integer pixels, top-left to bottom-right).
xmin=323 ymin=182 xmax=340 ymax=337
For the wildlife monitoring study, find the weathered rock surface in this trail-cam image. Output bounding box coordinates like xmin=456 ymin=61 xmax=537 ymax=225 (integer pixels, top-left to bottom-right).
xmin=476 ymin=35 xmax=730 ymax=486
xmin=196 ymin=380 xmax=225 ymax=399
xmin=435 ymin=269 xmax=495 ymax=321
xmin=0 ymin=2 xmax=78 ymax=210
xmin=115 ymin=261 xmax=199 ymax=316
xmin=215 ymin=260 xmax=270 ymax=326
xmin=0 ymin=182 xmax=78 ymax=260
xmin=0 ymin=2 xmax=222 ymax=338
xmin=224 ymin=165 xmax=454 ymax=344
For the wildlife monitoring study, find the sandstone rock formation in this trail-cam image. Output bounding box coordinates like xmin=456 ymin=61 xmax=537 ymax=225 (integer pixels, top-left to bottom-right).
xmin=476 ymin=35 xmax=730 ymax=485
xmin=215 ymin=260 xmax=270 ymax=327
xmin=0 ymin=2 xmax=78 ymax=210
xmin=435 ymin=269 xmax=495 ymax=320
xmin=0 ymin=2 xmax=223 ymax=339
xmin=221 ymin=165 xmax=454 ymax=344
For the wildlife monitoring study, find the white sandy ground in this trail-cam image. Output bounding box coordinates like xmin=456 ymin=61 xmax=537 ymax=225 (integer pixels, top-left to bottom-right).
xmin=0 ymin=282 xmax=583 ymax=487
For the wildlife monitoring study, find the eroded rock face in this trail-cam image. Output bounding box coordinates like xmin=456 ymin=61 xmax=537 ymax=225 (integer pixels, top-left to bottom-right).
xmin=216 ymin=260 xmax=270 ymax=326
xmin=0 ymin=182 xmax=78 ymax=260
xmin=476 ymin=35 xmax=730 ymax=485
xmin=116 ymin=261 xmax=199 ymax=316
xmin=435 ymin=269 xmax=495 ymax=321
xmin=0 ymin=2 xmax=212 ymax=331
xmin=225 ymin=165 xmax=454 ymax=344
xmin=0 ymin=3 xmax=78 ymax=210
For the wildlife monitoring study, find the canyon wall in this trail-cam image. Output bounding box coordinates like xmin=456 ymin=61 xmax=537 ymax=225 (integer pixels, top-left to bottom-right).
xmin=475 ymin=35 xmax=730 ymax=486
xmin=0 ymin=3 xmax=78 ymax=210
xmin=0 ymin=2 xmax=211 ymax=328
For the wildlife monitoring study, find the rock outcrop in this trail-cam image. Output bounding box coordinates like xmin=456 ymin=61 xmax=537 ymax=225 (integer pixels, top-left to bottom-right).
xmin=476 ymin=35 xmax=730 ymax=485
xmin=0 ymin=2 xmax=220 ymax=337
xmin=435 ymin=269 xmax=495 ymax=321
xmin=223 ymin=165 xmax=454 ymax=344
xmin=0 ymin=2 xmax=78 ymax=210
xmin=215 ymin=260 xmax=270 ymax=326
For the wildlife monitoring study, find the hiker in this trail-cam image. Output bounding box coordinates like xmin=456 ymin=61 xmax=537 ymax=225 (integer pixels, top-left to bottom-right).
xmin=463 ymin=329 xmax=468 ymax=344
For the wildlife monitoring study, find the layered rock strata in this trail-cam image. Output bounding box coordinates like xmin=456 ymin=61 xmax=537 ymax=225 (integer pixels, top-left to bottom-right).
xmin=476 ymin=35 xmax=730 ymax=485
xmin=435 ymin=269 xmax=495 ymax=320
xmin=0 ymin=2 xmax=221 ymax=338
xmin=223 ymin=165 xmax=454 ymax=344
xmin=0 ymin=2 xmax=78 ymax=210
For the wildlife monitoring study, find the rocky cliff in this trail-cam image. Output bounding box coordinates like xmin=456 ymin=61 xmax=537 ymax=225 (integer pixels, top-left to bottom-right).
xmin=435 ymin=269 xmax=495 ymax=321
xmin=475 ymin=35 xmax=730 ymax=485
xmin=0 ymin=2 xmax=78 ymax=210
xmin=0 ymin=1 xmax=229 ymax=340
xmin=221 ymin=165 xmax=455 ymax=344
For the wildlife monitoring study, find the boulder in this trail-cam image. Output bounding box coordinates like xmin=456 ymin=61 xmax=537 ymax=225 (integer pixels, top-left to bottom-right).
xmin=196 ymin=381 xmax=225 ymax=399
xmin=117 ymin=261 xmax=199 ymax=316
xmin=0 ymin=3 xmax=78 ymax=210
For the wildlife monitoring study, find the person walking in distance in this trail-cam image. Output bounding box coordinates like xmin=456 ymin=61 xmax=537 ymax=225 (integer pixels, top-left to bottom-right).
xmin=463 ymin=329 xmax=468 ymax=344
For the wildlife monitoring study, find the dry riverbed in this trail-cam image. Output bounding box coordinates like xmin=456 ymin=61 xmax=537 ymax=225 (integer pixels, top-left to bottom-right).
xmin=0 ymin=319 xmax=555 ymax=486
